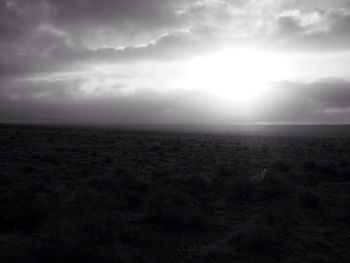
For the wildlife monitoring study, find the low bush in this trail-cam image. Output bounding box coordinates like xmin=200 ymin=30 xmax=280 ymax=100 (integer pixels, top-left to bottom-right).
xmin=22 ymin=165 xmax=40 ymax=174
xmin=216 ymin=164 xmax=234 ymax=179
xmin=190 ymin=245 xmax=230 ymax=263
xmin=87 ymin=177 xmax=119 ymax=193
xmin=144 ymin=188 xmax=206 ymax=227
xmin=324 ymin=167 xmax=350 ymax=183
xmin=256 ymin=174 xmax=296 ymax=199
xmin=67 ymin=188 xmax=118 ymax=215
xmin=302 ymin=161 xmax=317 ymax=171
xmin=288 ymin=172 xmax=321 ymax=187
xmin=4 ymin=218 xmax=143 ymax=263
xmin=39 ymin=154 xmax=61 ymax=165
xmin=262 ymin=210 xmax=283 ymax=226
xmin=119 ymin=173 xmax=150 ymax=193
xmin=274 ymin=160 xmax=291 ymax=172
xmin=339 ymin=168 xmax=350 ymax=182
xmin=335 ymin=195 xmax=350 ymax=222
xmin=186 ymin=174 xmax=210 ymax=193
xmin=298 ymin=191 xmax=323 ymax=210
xmin=227 ymin=221 xmax=279 ymax=252
xmin=0 ymin=201 xmax=43 ymax=234
xmin=225 ymin=176 xmax=255 ymax=202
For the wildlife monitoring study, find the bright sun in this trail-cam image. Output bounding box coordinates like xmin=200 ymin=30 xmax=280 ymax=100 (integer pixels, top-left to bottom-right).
xmin=185 ymin=48 xmax=289 ymax=106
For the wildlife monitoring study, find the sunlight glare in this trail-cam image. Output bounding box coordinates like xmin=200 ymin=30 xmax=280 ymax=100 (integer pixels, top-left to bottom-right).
xmin=185 ymin=48 xmax=290 ymax=107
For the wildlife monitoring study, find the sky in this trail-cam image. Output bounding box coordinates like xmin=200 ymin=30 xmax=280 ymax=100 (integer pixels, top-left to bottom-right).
xmin=1 ymin=0 xmax=350 ymax=125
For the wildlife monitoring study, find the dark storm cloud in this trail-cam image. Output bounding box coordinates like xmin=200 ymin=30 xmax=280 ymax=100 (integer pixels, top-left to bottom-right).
xmin=257 ymin=78 xmax=350 ymax=123
xmin=0 ymin=77 xmax=219 ymax=125
xmin=276 ymin=16 xmax=305 ymax=36
xmin=0 ymin=0 xmax=45 ymax=40
xmin=1 ymin=76 xmax=350 ymax=124
xmin=308 ymin=78 xmax=350 ymax=108
xmin=0 ymin=0 xmax=231 ymax=78
xmin=0 ymin=29 xmax=217 ymax=80
xmin=51 ymin=30 xmax=225 ymax=63
xmin=1 ymin=0 xmax=350 ymax=124
xmin=2 ymin=0 xmax=350 ymax=79
xmin=273 ymin=7 xmax=350 ymax=51
xmin=0 ymin=0 xmax=183 ymax=40
xmin=45 ymin=0 xmax=181 ymax=34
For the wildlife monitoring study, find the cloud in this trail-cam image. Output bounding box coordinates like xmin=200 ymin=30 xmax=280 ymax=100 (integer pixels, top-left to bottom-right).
xmin=0 ymin=75 xmax=224 ymax=125
xmin=255 ymin=78 xmax=350 ymax=123
xmin=270 ymin=7 xmax=350 ymax=52
xmin=2 ymin=0 xmax=350 ymax=80
xmin=0 ymin=0 xmax=239 ymax=79
xmin=1 ymin=75 xmax=350 ymax=125
xmin=0 ymin=0 xmax=46 ymax=41
xmin=1 ymin=0 xmax=350 ymax=125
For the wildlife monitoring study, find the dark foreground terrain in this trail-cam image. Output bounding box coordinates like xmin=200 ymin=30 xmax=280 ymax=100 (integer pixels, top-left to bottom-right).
xmin=0 ymin=124 xmax=349 ymax=263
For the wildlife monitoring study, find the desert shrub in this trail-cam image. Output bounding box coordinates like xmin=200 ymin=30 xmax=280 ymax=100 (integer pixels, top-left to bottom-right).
xmin=317 ymin=163 xmax=337 ymax=174
xmin=0 ymin=201 xmax=43 ymax=234
xmin=119 ymin=173 xmax=150 ymax=193
xmin=87 ymin=176 xmax=119 ymax=193
xmin=0 ymin=175 xmax=12 ymax=185
xmin=90 ymin=150 xmax=98 ymax=156
xmin=185 ymin=175 xmax=212 ymax=210
xmin=190 ymin=245 xmax=230 ymax=263
xmin=67 ymin=188 xmax=117 ymax=215
xmin=119 ymin=188 xmax=144 ymax=208
xmin=274 ymin=160 xmax=291 ymax=172
xmin=22 ymin=165 xmax=40 ymax=174
xmin=256 ymin=174 xmax=296 ymax=199
xmin=150 ymin=145 xmax=161 ymax=153
xmin=144 ymin=188 xmax=206 ymax=227
xmin=11 ymin=217 xmax=144 ymax=263
xmin=88 ymin=173 xmax=150 ymax=210
xmin=289 ymin=172 xmax=321 ymax=187
xmin=216 ymin=164 xmax=233 ymax=179
xmin=115 ymin=174 xmax=150 ymax=209
xmin=312 ymin=164 xmax=349 ymax=183
xmin=323 ymin=167 xmax=350 ymax=183
xmin=151 ymin=168 xmax=174 ymax=184
xmin=338 ymin=168 xmax=350 ymax=182
xmin=0 ymin=234 xmax=34 ymax=263
xmin=29 ymin=182 xmax=49 ymax=193
xmin=29 ymin=214 xmax=116 ymax=261
xmin=212 ymin=164 xmax=239 ymax=191
xmin=104 ymin=156 xmax=113 ymax=164
xmin=227 ymin=221 xmax=279 ymax=252
xmin=302 ymin=161 xmax=317 ymax=171
xmin=334 ymin=195 xmax=350 ymax=222
xmin=307 ymin=253 xmax=331 ymax=263
xmin=78 ymin=215 xmax=119 ymax=246
xmin=186 ymin=174 xmax=210 ymax=193
xmin=262 ymin=208 xmax=300 ymax=237
xmin=262 ymin=210 xmax=283 ymax=226
xmin=171 ymin=145 xmax=180 ymax=152
xmin=39 ymin=154 xmax=61 ymax=165
xmin=225 ymin=176 xmax=255 ymax=202
xmin=298 ymin=191 xmax=323 ymax=210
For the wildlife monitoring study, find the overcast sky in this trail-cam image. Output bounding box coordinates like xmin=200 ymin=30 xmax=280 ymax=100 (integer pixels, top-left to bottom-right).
xmin=1 ymin=0 xmax=350 ymax=125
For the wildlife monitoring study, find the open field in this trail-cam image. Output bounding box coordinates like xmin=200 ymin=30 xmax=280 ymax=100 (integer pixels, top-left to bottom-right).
xmin=0 ymin=124 xmax=349 ymax=263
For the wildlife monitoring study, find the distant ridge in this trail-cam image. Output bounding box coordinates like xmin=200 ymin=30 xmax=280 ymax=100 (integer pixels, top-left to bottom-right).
xmin=1 ymin=123 xmax=350 ymax=139
xmin=134 ymin=124 xmax=350 ymax=138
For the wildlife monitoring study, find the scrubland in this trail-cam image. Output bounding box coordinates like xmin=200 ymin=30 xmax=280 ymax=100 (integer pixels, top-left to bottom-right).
xmin=0 ymin=124 xmax=349 ymax=262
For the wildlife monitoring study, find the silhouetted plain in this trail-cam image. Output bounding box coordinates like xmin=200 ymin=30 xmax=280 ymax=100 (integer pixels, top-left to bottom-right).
xmin=0 ymin=124 xmax=349 ymax=262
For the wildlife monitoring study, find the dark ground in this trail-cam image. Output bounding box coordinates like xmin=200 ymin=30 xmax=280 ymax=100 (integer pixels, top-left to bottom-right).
xmin=0 ymin=124 xmax=349 ymax=263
